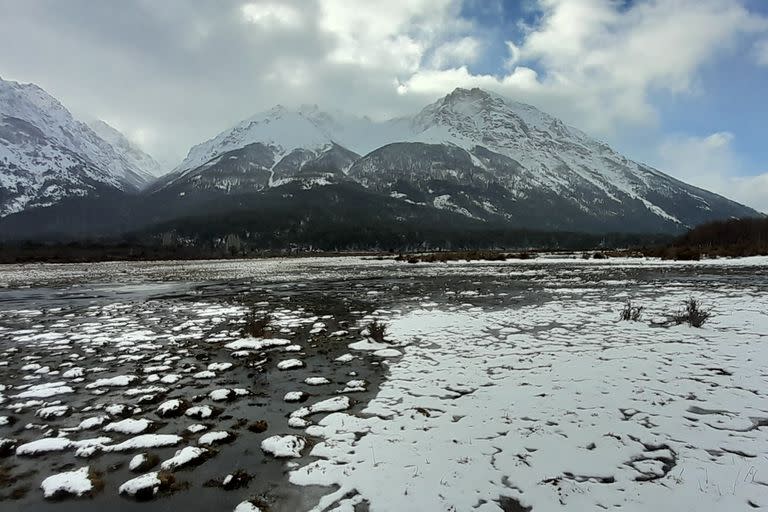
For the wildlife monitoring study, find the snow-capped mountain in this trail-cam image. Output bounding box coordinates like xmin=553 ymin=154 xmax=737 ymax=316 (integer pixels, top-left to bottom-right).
xmin=88 ymin=119 xmax=164 ymax=178
xmin=156 ymin=87 xmax=758 ymax=232
xmin=0 ymin=77 xmax=157 ymax=216
xmin=162 ymin=104 xmax=403 ymax=189
xmin=0 ymin=82 xmax=759 ymax=237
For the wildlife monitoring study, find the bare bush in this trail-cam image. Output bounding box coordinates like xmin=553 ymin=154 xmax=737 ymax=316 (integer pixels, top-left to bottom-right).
xmin=670 ymin=298 xmax=711 ymax=328
xmin=620 ymin=301 xmax=643 ymax=321
xmin=365 ymin=319 xmax=388 ymax=343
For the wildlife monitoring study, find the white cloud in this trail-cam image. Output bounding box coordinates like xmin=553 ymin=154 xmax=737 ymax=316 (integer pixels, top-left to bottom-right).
xmin=729 ymin=174 xmax=768 ymax=213
xmin=431 ymin=37 xmax=481 ymax=69
xmin=657 ymin=132 xmax=767 ymax=213
xmin=756 ymin=39 xmax=768 ymax=66
xmin=398 ymin=65 xmax=541 ymax=96
xmin=1 ymin=0 xmax=766 ymax=179
xmin=317 ymin=0 xmax=466 ymax=73
xmin=241 ymin=3 xmax=303 ymax=28
xmin=658 ymin=132 xmax=737 ymax=189
xmin=399 ymin=0 xmax=768 ymax=136
xmin=504 ymin=41 xmax=521 ymax=68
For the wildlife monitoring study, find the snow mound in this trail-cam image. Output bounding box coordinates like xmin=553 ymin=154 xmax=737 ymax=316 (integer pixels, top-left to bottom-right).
xmin=304 ymin=376 xmax=330 ymax=386
xmin=199 ymin=431 xmax=234 ymax=446
xmin=160 ymin=446 xmax=210 ymax=470
xmin=40 ymin=466 xmax=93 ymax=499
xmin=277 ymin=359 xmax=305 ymax=370
xmin=224 ymin=338 xmax=291 ymax=351
xmin=16 ymin=437 xmax=72 ymax=456
xmin=103 ymin=418 xmax=153 ymax=434
xmin=260 ymin=435 xmax=306 ymax=458
xmin=284 ymin=391 xmax=306 ymax=402
xmin=105 ymin=434 xmax=182 ymax=452
xmin=118 ymin=471 xmax=170 ymax=500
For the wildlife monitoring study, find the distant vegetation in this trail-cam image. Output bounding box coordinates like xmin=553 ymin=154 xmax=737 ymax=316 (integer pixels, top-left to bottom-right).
xmin=647 ymin=217 xmax=768 ymax=260
xmin=395 ymin=250 xmax=535 ymax=263
xmin=1 ymin=214 xmax=763 ymax=265
xmin=0 ymin=231 xmax=671 ymax=264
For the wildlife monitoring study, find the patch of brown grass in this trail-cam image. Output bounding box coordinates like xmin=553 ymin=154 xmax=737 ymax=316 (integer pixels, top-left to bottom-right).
xmin=242 ymin=309 xmax=271 ymax=338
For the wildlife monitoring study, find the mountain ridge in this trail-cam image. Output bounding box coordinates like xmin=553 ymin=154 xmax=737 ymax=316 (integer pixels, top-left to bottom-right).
xmin=0 ymin=81 xmax=762 ymax=240
xmin=0 ymin=76 xmax=160 ymax=216
xmin=152 ymin=87 xmax=759 ymax=233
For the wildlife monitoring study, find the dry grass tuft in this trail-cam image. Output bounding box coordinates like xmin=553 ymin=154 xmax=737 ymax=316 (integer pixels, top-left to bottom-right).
xmin=242 ymin=309 xmax=270 ymax=338
xmin=670 ymin=298 xmax=711 ymax=328
xmin=619 ymin=301 xmax=643 ymax=321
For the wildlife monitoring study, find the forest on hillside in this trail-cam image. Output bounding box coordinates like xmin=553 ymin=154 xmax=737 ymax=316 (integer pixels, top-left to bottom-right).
xmin=647 ymin=217 xmax=768 ymax=259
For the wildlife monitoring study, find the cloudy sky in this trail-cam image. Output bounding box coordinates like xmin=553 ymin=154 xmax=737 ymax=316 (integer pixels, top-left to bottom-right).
xmin=1 ymin=0 xmax=767 ymax=211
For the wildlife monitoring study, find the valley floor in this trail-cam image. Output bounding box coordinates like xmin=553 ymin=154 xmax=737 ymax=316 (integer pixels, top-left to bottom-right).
xmin=0 ymin=256 xmax=767 ymax=511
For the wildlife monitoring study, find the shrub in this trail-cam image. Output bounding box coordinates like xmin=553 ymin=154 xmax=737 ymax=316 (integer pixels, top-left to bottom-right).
xmin=511 ymin=251 xmax=535 ymax=260
xmin=247 ymin=420 xmax=268 ymax=433
xmin=620 ymin=301 xmax=643 ymax=321
xmin=669 ymin=247 xmax=701 ymax=261
xmin=670 ymin=298 xmax=711 ymax=328
xmin=242 ymin=309 xmax=270 ymax=337
xmin=365 ymin=319 xmax=388 ymax=343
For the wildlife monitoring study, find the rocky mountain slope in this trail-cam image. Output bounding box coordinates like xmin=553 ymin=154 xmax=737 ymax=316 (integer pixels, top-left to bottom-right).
xmin=0 ymin=81 xmax=761 ymax=240
xmin=153 ymin=87 xmax=759 ymax=233
xmin=0 ymin=77 xmax=156 ymax=216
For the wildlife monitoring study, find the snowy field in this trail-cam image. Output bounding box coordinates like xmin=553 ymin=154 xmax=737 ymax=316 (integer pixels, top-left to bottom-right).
xmin=0 ymin=256 xmax=767 ymax=511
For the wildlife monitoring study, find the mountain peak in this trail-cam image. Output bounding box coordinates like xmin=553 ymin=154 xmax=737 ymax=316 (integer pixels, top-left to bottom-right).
xmin=0 ymin=79 xmax=163 ymax=216
xmin=446 ymin=86 xmax=492 ymax=99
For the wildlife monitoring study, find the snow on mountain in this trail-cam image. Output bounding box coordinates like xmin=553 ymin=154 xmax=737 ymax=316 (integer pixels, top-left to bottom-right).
xmin=171 ymin=104 xmax=406 ymax=178
xmin=406 ymin=88 xmax=691 ymax=219
xmin=88 ymin=119 xmax=164 ymax=178
xmin=0 ymin=77 xmax=157 ymax=216
xmin=160 ymin=87 xmax=758 ymax=232
xmin=0 ymin=115 xmax=120 ymax=217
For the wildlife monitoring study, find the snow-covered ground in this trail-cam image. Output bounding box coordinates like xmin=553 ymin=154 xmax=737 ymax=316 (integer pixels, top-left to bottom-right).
xmin=290 ymin=264 xmax=768 ymax=511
